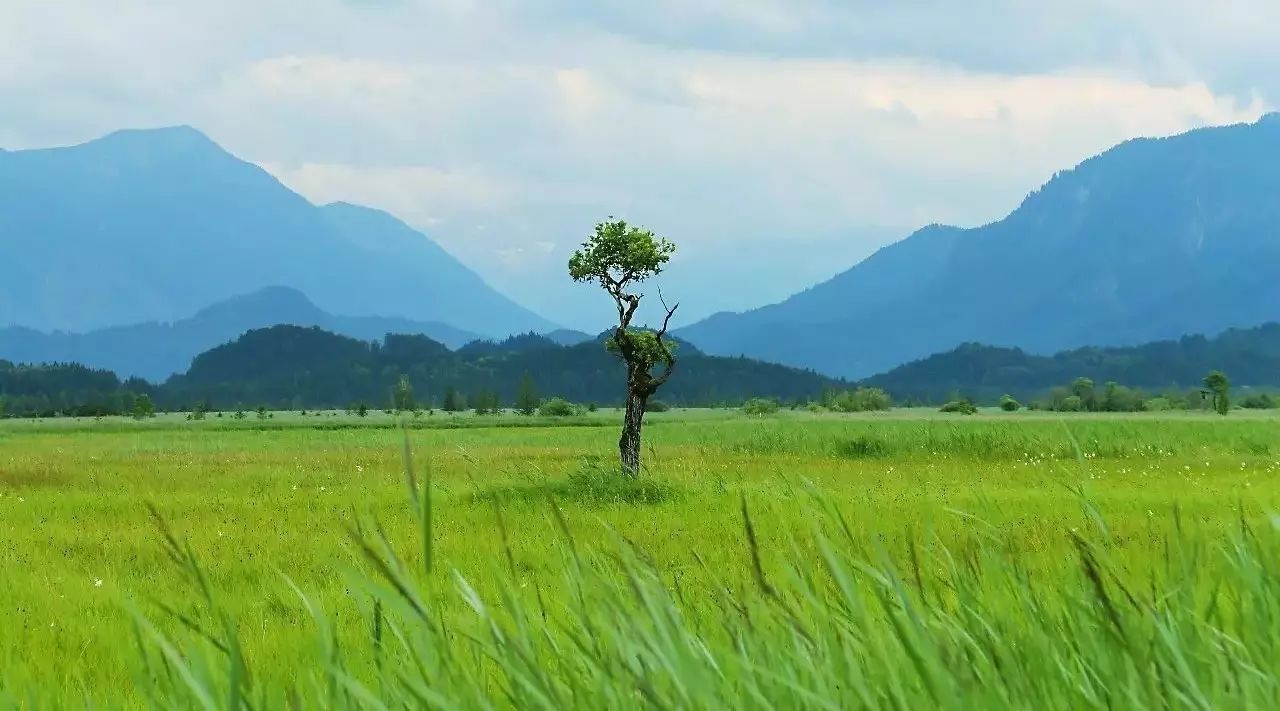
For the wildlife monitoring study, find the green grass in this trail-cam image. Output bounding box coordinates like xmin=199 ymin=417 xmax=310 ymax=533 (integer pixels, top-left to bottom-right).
xmin=2 ymin=409 xmax=1280 ymax=706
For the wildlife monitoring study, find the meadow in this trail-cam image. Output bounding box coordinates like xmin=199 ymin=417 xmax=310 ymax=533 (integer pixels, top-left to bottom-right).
xmin=2 ymin=408 xmax=1280 ymax=707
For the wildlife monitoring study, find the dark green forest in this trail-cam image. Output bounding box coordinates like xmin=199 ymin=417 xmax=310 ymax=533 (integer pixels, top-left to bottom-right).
xmin=0 ymin=326 xmax=841 ymax=417
xmin=0 ymin=360 xmax=155 ymax=417
xmin=5 ymin=322 xmax=1280 ymax=418
xmin=866 ymin=323 xmax=1280 ymax=403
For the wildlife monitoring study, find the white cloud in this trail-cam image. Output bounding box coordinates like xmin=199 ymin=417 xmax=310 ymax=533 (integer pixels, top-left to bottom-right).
xmin=0 ymin=1 xmax=1276 ymax=327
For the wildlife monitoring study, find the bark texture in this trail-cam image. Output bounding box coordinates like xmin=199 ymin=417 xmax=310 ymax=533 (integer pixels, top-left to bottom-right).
xmin=619 ymin=390 xmax=647 ymax=477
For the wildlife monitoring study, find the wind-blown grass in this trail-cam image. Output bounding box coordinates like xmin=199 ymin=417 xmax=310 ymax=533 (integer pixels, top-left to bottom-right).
xmin=136 ymin=449 xmax=1280 ymax=709
xmin=3 ymin=410 xmax=1280 ymax=706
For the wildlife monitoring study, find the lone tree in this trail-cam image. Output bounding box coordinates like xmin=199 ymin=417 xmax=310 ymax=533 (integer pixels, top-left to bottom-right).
xmin=442 ymin=387 xmax=462 ymax=413
xmin=1204 ymin=370 xmax=1230 ymax=415
xmin=132 ymin=393 xmax=155 ymax=420
xmin=515 ymin=373 xmax=539 ymax=416
xmin=392 ymin=374 xmax=415 ymax=413
xmin=569 ymin=218 xmax=677 ymax=477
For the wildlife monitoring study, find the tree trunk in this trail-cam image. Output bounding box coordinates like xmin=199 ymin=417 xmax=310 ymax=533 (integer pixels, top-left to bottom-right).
xmin=619 ymin=390 xmax=646 ymax=477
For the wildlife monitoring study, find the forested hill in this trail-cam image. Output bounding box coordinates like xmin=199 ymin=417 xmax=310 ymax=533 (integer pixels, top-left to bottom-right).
xmin=864 ymin=322 xmax=1280 ymax=402
xmin=0 ymin=325 xmax=842 ymax=416
xmin=163 ymin=326 xmax=839 ymax=409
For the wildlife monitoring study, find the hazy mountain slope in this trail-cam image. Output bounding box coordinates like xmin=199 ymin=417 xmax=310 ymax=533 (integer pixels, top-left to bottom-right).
xmin=679 ymin=115 xmax=1280 ymax=378
xmin=542 ymin=329 xmax=594 ymax=346
xmin=0 ymin=286 xmax=480 ymax=380
xmin=0 ymin=126 xmax=553 ymax=336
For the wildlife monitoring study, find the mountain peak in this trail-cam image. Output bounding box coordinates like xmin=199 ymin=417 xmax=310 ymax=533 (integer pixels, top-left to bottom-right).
xmin=0 ymin=127 xmax=555 ymax=338
xmin=680 ymin=116 xmax=1280 ymax=378
xmin=192 ymin=286 xmax=322 ymax=321
xmin=17 ymin=124 xmax=247 ymax=174
xmin=101 ymin=124 xmax=213 ymax=142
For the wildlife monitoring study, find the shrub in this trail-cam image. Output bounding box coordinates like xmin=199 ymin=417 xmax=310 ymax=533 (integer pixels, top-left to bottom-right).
xmin=741 ymin=398 xmax=780 ymax=415
xmin=825 ymin=387 xmax=893 ymax=412
xmin=132 ymin=394 xmax=155 ymax=420
xmin=1056 ymin=395 xmax=1084 ymax=412
xmin=645 ymin=399 xmax=671 ymax=413
xmin=999 ymin=394 xmax=1021 ymax=412
xmin=940 ymin=398 xmax=978 ymax=415
xmin=1241 ymin=393 xmax=1276 ymax=409
xmin=1144 ymin=396 xmax=1172 ymax=412
xmin=538 ymin=397 xmax=580 ymax=417
xmin=1100 ymin=382 xmax=1145 ymax=412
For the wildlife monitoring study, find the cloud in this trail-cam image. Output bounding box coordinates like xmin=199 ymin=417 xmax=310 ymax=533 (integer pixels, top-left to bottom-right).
xmin=0 ymin=1 xmax=1276 ymax=328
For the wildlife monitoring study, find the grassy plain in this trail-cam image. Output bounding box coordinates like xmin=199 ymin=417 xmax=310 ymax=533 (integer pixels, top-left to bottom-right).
xmin=2 ymin=408 xmax=1280 ymax=706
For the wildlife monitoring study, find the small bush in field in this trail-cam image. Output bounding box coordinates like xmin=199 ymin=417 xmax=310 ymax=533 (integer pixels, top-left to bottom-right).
xmin=940 ymin=398 xmax=978 ymax=415
xmin=827 ymin=387 xmax=892 ymax=412
xmin=999 ymin=394 xmax=1021 ymax=411
xmin=741 ymin=398 xmax=780 ymax=415
xmin=538 ymin=397 xmax=581 ymax=417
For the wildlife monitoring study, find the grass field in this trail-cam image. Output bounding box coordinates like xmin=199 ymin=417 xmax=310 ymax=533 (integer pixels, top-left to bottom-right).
xmin=3 ymin=408 xmax=1280 ymax=707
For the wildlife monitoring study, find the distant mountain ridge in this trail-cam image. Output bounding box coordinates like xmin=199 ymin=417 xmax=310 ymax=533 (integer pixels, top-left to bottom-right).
xmin=679 ymin=115 xmax=1280 ymax=378
xmin=0 ymin=126 xmax=554 ymax=336
xmin=0 ymin=286 xmax=481 ymax=380
xmin=865 ymin=322 xmax=1280 ymax=403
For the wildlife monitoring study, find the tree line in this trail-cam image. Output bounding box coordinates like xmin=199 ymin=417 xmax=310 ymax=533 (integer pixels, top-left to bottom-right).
xmin=0 ymin=324 xmax=841 ymax=418
xmin=866 ymin=324 xmax=1280 ymax=403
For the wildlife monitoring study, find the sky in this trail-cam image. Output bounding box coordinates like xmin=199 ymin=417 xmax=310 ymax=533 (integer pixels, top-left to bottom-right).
xmin=1 ymin=1 xmax=1275 ymax=330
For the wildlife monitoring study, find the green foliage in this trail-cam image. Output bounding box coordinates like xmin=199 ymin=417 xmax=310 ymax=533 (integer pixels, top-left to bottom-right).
xmin=940 ymin=398 xmax=978 ymax=414
xmin=392 ymin=374 xmax=415 ymax=413
xmin=606 ymin=328 xmax=676 ymax=373
xmin=826 ymin=387 xmax=892 ymax=412
xmin=868 ymin=324 xmax=1280 ymax=404
xmin=537 ymin=397 xmax=581 ymax=417
xmin=1070 ymin=377 xmax=1096 ymax=410
xmin=567 ymin=218 xmax=675 ymax=286
xmin=472 ymin=389 xmax=501 ymax=415
xmin=442 ymin=387 xmax=464 ymax=413
xmin=644 ymin=399 xmax=671 ymax=412
xmin=12 ymin=324 xmax=836 ymax=416
xmin=1041 ymin=378 xmax=1149 ymax=412
xmin=1241 ymin=392 xmax=1276 ymax=409
xmin=1204 ymin=370 xmax=1230 ymax=415
xmin=999 ymin=394 xmax=1021 ymax=411
xmin=131 ymin=393 xmax=155 ymax=420
xmin=1099 ymin=381 xmax=1144 ymax=412
xmin=740 ymin=397 xmax=780 ymax=415
xmin=1144 ymin=396 xmax=1173 ymax=411
xmin=515 ymin=373 xmax=539 ymax=416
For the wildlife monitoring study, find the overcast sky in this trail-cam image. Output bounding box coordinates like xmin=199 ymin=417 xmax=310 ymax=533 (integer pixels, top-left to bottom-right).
xmin=2 ymin=1 xmax=1274 ymax=329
